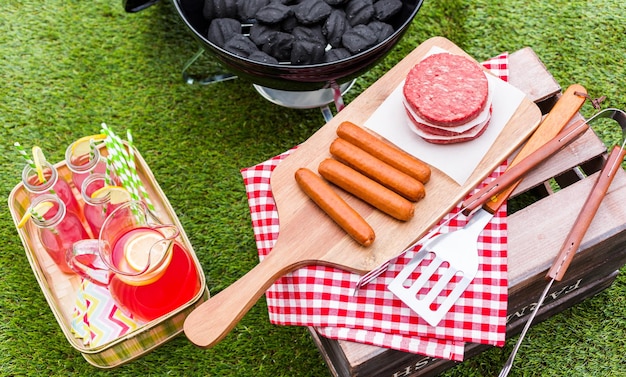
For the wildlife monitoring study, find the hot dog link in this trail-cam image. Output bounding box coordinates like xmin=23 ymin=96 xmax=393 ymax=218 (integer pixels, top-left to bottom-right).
xmin=329 ymin=138 xmax=425 ymax=202
xmin=318 ymin=159 xmax=415 ymax=222
xmin=336 ymin=121 xmax=431 ymax=184
xmin=295 ymin=168 xmax=375 ymax=247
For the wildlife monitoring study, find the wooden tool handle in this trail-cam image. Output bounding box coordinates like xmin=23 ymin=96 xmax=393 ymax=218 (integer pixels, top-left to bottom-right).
xmin=547 ymin=145 xmax=626 ymax=281
xmin=183 ymin=249 xmax=303 ymax=348
xmin=462 ymin=121 xmax=590 ymax=214
xmin=484 ymin=84 xmax=588 ymax=213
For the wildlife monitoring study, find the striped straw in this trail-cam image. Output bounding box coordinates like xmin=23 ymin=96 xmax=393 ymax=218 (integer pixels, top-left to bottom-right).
xmin=89 ymin=138 xmax=97 ymax=164
xmin=100 ymin=123 xmax=154 ymax=211
xmin=104 ymin=156 xmax=113 ymax=186
xmin=126 ymin=130 xmax=155 ymax=211
xmin=101 ymin=124 xmax=140 ymax=200
xmin=14 ymin=142 xmax=36 ymax=169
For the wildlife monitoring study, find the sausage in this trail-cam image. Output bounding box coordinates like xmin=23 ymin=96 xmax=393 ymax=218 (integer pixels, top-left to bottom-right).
xmin=294 ymin=168 xmax=375 ymax=247
xmin=329 ymin=138 xmax=426 ymax=202
xmin=336 ymin=121 xmax=431 ymax=183
xmin=318 ymin=159 xmax=414 ymax=221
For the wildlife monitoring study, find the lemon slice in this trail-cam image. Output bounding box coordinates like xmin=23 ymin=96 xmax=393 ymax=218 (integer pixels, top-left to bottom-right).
xmin=90 ymin=185 xmax=131 ymax=205
xmin=71 ymin=134 xmax=106 ymax=156
xmin=17 ymin=201 xmax=54 ymax=228
xmin=124 ymin=231 xmax=169 ymax=272
xmin=32 ymin=146 xmax=47 ymax=183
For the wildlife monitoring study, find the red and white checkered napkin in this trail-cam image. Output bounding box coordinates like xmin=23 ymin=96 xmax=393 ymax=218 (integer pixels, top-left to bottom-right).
xmin=241 ymin=54 xmax=510 ymax=362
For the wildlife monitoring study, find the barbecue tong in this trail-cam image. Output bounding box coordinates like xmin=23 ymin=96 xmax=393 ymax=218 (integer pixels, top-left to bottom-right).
xmin=498 ymin=108 xmax=626 ymax=376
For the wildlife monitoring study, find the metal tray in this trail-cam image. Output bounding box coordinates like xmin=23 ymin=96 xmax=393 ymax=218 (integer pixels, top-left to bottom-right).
xmin=7 ymin=143 xmax=208 ymax=368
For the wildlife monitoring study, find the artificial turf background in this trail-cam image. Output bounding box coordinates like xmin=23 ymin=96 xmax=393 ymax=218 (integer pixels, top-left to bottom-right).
xmin=1 ymin=0 xmax=625 ymax=376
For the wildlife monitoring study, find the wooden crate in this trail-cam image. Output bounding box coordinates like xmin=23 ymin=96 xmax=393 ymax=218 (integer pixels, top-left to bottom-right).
xmin=308 ymin=48 xmax=626 ymax=377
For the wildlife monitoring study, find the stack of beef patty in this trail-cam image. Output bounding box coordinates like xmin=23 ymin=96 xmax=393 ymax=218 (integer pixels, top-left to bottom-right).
xmin=402 ymin=52 xmax=492 ymax=144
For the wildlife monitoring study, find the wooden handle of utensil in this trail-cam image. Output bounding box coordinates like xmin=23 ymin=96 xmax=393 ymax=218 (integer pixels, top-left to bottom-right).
xmin=547 ymin=145 xmax=626 ymax=281
xmin=183 ymin=248 xmax=304 ymax=348
xmin=483 ymin=84 xmax=588 ymax=213
xmin=462 ymin=120 xmax=590 ymax=214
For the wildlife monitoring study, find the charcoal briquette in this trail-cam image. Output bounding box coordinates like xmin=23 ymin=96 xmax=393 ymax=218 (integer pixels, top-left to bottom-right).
xmin=345 ymin=0 xmax=374 ymax=26
xmin=324 ymin=47 xmax=352 ymax=62
xmin=368 ymin=20 xmax=394 ymax=43
xmin=207 ymin=18 xmax=242 ymax=47
xmin=323 ymin=0 xmax=345 ymax=5
xmin=293 ymin=0 xmax=332 ymax=25
xmin=341 ymin=24 xmax=378 ymax=53
xmin=237 ymin=0 xmax=270 ymax=21
xmin=292 ymin=25 xmax=326 ymax=44
xmin=223 ymin=34 xmax=259 ymax=57
xmin=291 ymin=39 xmax=326 ymax=65
xmin=249 ymin=23 xmax=279 ymax=46
xmin=262 ymin=31 xmax=295 ymax=61
xmin=373 ymin=0 xmax=402 ymax=21
xmin=255 ymin=2 xmax=293 ymax=24
xmin=323 ymin=9 xmax=349 ymax=48
xmin=280 ymin=14 xmax=299 ymax=32
xmin=248 ymin=50 xmax=280 ymax=64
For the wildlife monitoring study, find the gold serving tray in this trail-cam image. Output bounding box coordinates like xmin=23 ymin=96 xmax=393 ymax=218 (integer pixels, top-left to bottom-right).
xmin=8 ymin=143 xmax=207 ymax=368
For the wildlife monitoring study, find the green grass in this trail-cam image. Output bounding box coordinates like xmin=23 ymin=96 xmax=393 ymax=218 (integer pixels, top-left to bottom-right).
xmin=1 ymin=1 xmax=625 ymax=376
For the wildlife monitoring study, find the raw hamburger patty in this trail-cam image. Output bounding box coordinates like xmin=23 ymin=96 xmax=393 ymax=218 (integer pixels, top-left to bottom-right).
xmin=403 ymin=53 xmax=489 ymax=127
xmin=406 ymin=107 xmax=492 ymax=144
xmin=407 ymin=106 xmax=493 ymax=137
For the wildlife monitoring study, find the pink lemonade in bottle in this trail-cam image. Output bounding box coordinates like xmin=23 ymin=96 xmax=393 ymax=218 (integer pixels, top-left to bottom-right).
xmin=30 ymin=194 xmax=90 ymax=274
xmin=80 ymin=174 xmax=120 ymax=237
xmin=65 ymin=140 xmax=107 ymax=191
xmin=22 ymin=161 xmax=82 ymax=218
xmin=107 ymin=227 xmax=200 ymax=322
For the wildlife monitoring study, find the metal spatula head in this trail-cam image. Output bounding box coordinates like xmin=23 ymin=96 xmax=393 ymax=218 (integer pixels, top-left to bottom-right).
xmin=388 ymin=209 xmax=492 ymax=326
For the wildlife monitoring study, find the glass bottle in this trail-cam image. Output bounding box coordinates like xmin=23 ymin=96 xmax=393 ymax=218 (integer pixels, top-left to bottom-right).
xmin=81 ymin=173 xmax=120 ymax=237
xmin=65 ymin=141 xmax=107 ymax=191
xmin=29 ymin=194 xmax=90 ymax=274
xmin=22 ymin=161 xmax=82 ymax=218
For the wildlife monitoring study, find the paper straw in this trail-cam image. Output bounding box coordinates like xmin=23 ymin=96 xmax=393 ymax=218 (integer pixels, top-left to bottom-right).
xmin=101 ymin=124 xmax=137 ymax=199
xmin=126 ymin=130 xmax=155 ymax=211
xmin=103 ymin=154 xmax=113 ymax=186
xmin=100 ymin=123 xmax=154 ymax=212
xmin=89 ymin=138 xmax=97 ymax=163
xmin=14 ymin=142 xmax=36 ymax=170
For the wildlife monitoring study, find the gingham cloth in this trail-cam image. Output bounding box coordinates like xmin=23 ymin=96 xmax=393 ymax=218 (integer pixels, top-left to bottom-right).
xmin=241 ymin=54 xmax=510 ymax=362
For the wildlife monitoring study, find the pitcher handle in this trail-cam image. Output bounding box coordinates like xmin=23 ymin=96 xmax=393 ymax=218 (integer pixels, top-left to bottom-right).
xmin=68 ymin=239 xmax=111 ymax=286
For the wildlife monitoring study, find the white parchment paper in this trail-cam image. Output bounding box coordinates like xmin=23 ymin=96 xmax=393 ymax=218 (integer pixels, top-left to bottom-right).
xmin=364 ymin=50 xmax=526 ymax=185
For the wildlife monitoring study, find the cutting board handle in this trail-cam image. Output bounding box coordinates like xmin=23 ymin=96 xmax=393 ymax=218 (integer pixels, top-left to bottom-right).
xmin=484 ymin=84 xmax=588 ymax=213
xmin=183 ymin=247 xmax=303 ymax=348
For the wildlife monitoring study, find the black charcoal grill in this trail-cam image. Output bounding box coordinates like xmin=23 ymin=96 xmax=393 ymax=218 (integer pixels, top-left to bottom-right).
xmin=124 ymin=0 xmax=423 ymax=115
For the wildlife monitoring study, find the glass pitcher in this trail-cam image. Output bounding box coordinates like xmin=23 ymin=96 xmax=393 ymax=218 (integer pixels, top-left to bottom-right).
xmin=69 ymin=201 xmax=200 ymax=322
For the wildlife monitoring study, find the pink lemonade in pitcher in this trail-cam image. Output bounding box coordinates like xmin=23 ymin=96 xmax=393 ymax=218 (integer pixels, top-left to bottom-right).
xmin=107 ymin=226 xmax=200 ymax=322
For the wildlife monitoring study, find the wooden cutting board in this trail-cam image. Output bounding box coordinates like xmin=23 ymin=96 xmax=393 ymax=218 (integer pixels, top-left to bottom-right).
xmin=269 ymin=36 xmax=542 ymax=273
xmin=183 ymin=37 xmax=542 ymax=348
